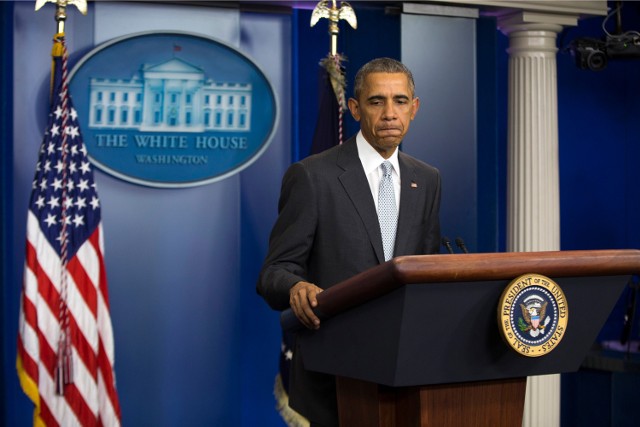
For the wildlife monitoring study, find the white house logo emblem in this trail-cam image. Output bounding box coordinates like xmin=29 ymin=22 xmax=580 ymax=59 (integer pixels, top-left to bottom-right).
xmin=88 ymin=57 xmax=252 ymax=134
xmin=69 ymin=32 xmax=278 ymax=188
xmin=498 ymin=274 xmax=569 ymax=357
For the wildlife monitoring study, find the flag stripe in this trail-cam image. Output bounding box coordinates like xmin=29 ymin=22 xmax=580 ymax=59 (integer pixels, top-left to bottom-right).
xmin=17 ymin=336 xmax=40 ymax=392
xmin=97 ymin=365 xmax=120 ymax=426
xmin=69 ymin=310 xmax=98 ymax=380
xmin=25 ymin=228 xmax=61 ymax=323
xmin=39 ymin=363 xmax=81 ymax=427
xmin=18 ymin=317 xmax=41 ymax=385
xmin=64 ymin=359 xmax=99 ymax=425
xmin=91 ymin=227 xmax=117 ymax=366
xmin=68 ymin=255 xmax=98 ymax=318
xmin=68 ymin=261 xmax=100 ymax=356
xmin=65 ymin=381 xmax=98 ymax=426
xmin=90 ymin=227 xmax=106 ymax=299
xmin=40 ymin=398 xmax=61 ymax=427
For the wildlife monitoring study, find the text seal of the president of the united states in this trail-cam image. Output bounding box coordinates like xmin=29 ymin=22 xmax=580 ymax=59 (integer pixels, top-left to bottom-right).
xmin=498 ymin=273 xmax=569 ymax=357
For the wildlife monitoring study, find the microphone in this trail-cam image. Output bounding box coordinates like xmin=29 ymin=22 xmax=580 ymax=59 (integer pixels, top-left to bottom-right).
xmin=455 ymin=237 xmax=469 ymax=253
xmin=441 ymin=236 xmax=454 ymax=254
xmin=621 ymin=279 xmax=637 ymax=345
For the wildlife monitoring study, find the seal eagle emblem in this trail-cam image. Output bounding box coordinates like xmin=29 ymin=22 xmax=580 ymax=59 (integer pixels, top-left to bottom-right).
xmin=519 ymin=295 xmax=549 ymax=336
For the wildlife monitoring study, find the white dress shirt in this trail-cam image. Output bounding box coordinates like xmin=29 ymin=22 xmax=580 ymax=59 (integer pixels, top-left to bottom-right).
xmin=355 ymin=131 xmax=401 ymax=210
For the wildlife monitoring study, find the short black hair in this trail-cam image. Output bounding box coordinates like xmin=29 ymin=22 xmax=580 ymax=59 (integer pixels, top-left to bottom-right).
xmin=353 ymin=57 xmax=416 ymax=99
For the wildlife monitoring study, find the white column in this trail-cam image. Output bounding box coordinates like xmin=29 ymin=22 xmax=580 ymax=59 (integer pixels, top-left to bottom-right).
xmin=499 ymin=15 xmax=567 ymax=427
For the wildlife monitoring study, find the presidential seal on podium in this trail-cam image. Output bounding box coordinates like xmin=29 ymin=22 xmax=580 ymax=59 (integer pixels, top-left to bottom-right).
xmin=498 ymin=273 xmax=569 ymax=357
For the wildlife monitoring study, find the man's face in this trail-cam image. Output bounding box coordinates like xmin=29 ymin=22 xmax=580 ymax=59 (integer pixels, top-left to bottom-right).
xmin=348 ymin=72 xmax=420 ymax=158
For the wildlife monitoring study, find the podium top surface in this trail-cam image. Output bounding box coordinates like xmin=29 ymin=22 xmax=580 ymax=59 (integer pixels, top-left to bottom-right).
xmin=281 ymin=249 xmax=640 ymax=330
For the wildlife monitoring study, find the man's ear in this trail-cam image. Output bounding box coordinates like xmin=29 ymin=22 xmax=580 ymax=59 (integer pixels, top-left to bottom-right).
xmin=411 ymin=96 xmax=420 ymax=120
xmin=347 ymin=98 xmax=360 ymax=121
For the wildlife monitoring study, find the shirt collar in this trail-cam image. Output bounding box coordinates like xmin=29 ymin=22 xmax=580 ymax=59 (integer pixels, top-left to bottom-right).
xmin=356 ymin=131 xmax=400 ymax=176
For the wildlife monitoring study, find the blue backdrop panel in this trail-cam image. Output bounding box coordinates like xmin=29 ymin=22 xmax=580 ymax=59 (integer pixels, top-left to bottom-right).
xmin=401 ymin=12 xmax=478 ymax=252
xmin=238 ymin=10 xmax=293 ymax=427
xmin=92 ymin=4 xmax=244 ymax=425
xmin=7 ymin=2 xmax=290 ymax=426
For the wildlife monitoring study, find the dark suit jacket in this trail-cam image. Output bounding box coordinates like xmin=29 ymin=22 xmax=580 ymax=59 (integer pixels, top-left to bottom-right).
xmin=257 ymin=136 xmax=441 ymax=425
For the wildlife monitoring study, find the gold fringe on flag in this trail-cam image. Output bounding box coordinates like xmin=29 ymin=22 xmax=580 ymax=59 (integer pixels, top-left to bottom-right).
xmin=274 ymin=373 xmax=310 ymax=427
xmin=16 ymin=354 xmax=46 ymax=427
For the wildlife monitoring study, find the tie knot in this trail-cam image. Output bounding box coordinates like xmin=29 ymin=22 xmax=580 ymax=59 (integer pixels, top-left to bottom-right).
xmin=381 ymin=161 xmax=393 ymax=177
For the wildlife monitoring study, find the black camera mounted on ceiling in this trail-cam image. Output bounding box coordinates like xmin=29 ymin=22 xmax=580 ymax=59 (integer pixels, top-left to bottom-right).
xmin=568 ymin=1 xmax=640 ymax=72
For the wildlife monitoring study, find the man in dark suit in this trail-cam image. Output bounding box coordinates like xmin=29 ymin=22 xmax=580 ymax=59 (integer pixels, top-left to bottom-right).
xmin=257 ymin=57 xmax=441 ymax=426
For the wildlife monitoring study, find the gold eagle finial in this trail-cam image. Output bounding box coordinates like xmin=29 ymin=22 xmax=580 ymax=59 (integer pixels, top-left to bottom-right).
xmin=311 ymin=1 xmax=357 ymax=56
xmin=35 ymin=0 xmax=87 ymax=15
xmin=35 ymin=0 xmax=87 ymax=34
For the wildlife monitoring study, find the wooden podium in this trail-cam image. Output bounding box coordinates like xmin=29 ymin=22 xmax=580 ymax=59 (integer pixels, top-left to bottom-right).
xmin=280 ymin=250 xmax=640 ymax=427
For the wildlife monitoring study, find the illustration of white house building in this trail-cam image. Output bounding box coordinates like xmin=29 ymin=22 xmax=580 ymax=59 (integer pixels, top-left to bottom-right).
xmin=88 ymin=57 xmax=252 ymax=132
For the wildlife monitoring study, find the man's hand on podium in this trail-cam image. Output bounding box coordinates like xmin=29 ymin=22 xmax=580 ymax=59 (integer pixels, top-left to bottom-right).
xmin=290 ymin=281 xmax=323 ymax=330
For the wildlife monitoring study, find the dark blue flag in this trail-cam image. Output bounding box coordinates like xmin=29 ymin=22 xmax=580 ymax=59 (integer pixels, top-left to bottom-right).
xmin=275 ymin=54 xmax=347 ymax=427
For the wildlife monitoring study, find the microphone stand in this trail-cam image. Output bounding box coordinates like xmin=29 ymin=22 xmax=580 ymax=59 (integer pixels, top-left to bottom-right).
xmin=455 ymin=237 xmax=469 ymax=254
xmin=621 ymin=277 xmax=639 ymax=358
xmin=441 ymin=237 xmax=454 ymax=254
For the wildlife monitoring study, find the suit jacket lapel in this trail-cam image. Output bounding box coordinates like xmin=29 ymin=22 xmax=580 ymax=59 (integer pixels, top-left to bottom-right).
xmin=395 ymin=152 xmax=419 ymax=256
xmin=336 ymin=138 xmax=386 ymax=263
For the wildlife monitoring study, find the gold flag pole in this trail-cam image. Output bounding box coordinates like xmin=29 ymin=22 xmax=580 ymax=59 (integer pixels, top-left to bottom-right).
xmin=310 ymin=0 xmax=357 ymax=56
xmin=35 ymin=0 xmax=87 ymax=34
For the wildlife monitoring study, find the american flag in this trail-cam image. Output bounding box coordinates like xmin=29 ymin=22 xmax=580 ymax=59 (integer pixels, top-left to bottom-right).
xmin=16 ymin=35 xmax=122 ymax=426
